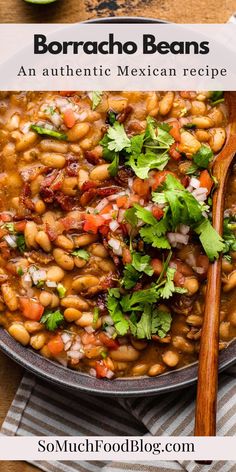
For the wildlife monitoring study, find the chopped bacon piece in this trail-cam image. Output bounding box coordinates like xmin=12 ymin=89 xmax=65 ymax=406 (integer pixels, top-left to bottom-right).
xmin=84 ymin=148 xmax=102 ymax=165
xmin=117 ymin=105 xmax=133 ymax=124
xmin=54 ymin=193 xmax=77 ymax=211
xmin=66 ymin=156 xmax=79 ymax=177
xmin=81 ymin=180 xmax=98 ymax=192
xmin=20 ymin=183 xmax=35 ymax=211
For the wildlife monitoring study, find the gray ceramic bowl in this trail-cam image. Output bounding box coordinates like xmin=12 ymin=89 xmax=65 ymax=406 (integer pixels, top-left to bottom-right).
xmin=0 ymin=17 xmax=235 ymax=397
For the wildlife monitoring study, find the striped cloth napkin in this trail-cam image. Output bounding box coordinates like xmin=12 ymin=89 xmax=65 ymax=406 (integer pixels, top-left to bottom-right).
xmin=1 ymin=364 xmax=236 ymax=472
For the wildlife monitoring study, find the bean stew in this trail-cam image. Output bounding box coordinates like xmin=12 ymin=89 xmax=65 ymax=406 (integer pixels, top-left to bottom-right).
xmin=0 ymin=91 xmax=235 ymax=380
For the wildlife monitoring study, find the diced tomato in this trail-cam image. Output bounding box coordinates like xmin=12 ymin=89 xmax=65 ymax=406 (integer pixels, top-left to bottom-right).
xmin=170 ymin=259 xmax=193 ymax=286
xmin=63 ymin=109 xmax=76 ymax=129
xmin=84 ymin=214 xmax=105 ymax=234
xmin=19 ymin=297 xmax=44 ymax=321
xmin=95 ymin=360 xmax=110 ymax=379
xmin=14 ymin=221 xmax=26 ymax=233
xmin=169 ymin=120 xmax=181 ymax=142
xmin=181 ymin=175 xmax=190 ymax=188
xmin=169 ymin=142 xmax=181 ymax=161
xmin=0 ymin=228 xmax=7 ymax=239
xmin=0 ymin=213 xmax=12 ymax=222
xmin=199 ymin=170 xmax=213 ymax=195
xmin=132 ymin=178 xmax=150 ymax=198
xmin=116 ymin=196 xmax=129 ymax=208
xmin=47 ymin=335 xmax=64 ymax=355
xmin=151 ymin=170 xmax=176 ymax=191
xmin=129 ymin=194 xmax=140 ymax=205
xmin=152 ymin=205 xmax=164 ymax=220
xmin=98 ymin=332 xmax=119 ymax=350
xmin=151 ymin=258 xmax=163 ymax=275
xmin=99 ymin=225 xmax=109 ymax=236
xmin=122 ymin=247 xmax=132 ymax=264
xmin=100 ymin=204 xmax=113 ymax=215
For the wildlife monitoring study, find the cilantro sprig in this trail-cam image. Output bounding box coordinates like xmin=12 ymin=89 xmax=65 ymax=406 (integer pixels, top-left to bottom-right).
xmin=40 ymin=309 xmax=64 ymax=331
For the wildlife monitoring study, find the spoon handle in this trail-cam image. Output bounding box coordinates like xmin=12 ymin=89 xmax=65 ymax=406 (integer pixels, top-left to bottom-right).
xmin=195 ymin=142 xmax=236 ymax=437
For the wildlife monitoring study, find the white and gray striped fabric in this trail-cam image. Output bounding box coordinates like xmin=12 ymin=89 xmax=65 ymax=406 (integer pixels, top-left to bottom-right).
xmin=1 ymin=364 xmax=236 ymax=472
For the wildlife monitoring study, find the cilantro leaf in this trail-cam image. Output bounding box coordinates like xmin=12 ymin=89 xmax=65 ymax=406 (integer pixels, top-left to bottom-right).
xmin=122 ymin=265 xmax=140 ymax=289
xmin=40 ymin=309 xmax=64 ymax=331
xmin=107 ymin=111 xmax=116 ymax=125
xmin=108 ymin=154 xmax=119 ymax=177
xmin=210 ymin=91 xmax=224 ymax=106
xmin=121 ymin=286 xmax=160 ymax=312
xmin=132 ymin=252 xmax=154 ymax=276
xmin=100 ymin=133 xmax=118 ymax=162
xmin=129 ymin=306 xmax=172 ymax=340
xmin=134 ymin=204 xmax=157 ymax=225
xmin=140 ymin=226 xmax=171 ymax=249
xmin=124 ymin=207 xmax=138 ymax=227
xmin=16 ymin=234 xmax=26 ymax=253
xmin=194 ymin=219 xmax=225 ymax=261
xmin=107 ymin=288 xmax=129 ymax=336
xmin=126 ymin=151 xmax=169 ymax=179
xmin=129 ymin=133 xmax=145 ymax=155
xmin=192 ymin=145 xmax=213 ymax=169
xmin=72 ymin=249 xmax=90 ymax=261
xmin=151 ymin=310 xmax=172 ymax=338
xmin=106 ymin=122 xmax=130 ymax=152
xmin=145 ymin=118 xmax=174 ymax=149
xmin=2 ymin=222 xmax=15 ymax=233
xmin=91 ymin=91 xmax=103 ymax=110
xmin=223 ymin=218 xmax=236 ymax=255
xmin=31 ymin=125 xmax=67 ymax=141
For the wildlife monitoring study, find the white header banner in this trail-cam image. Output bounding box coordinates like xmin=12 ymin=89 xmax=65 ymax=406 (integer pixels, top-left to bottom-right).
xmin=0 ymin=24 xmax=235 ymax=90
xmin=0 ymin=436 xmax=235 ymax=461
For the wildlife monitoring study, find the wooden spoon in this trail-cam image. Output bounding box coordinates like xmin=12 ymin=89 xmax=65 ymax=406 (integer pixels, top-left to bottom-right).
xmin=195 ymin=92 xmax=236 ymax=438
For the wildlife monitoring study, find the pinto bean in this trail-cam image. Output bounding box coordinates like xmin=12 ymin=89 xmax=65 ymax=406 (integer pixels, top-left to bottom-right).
xmin=8 ymin=323 xmax=30 ymax=345
xmin=1 ymin=283 xmax=18 ymax=311
xmin=24 ymin=221 xmax=38 ymax=249
xmin=162 ymin=350 xmax=179 ymax=367
xmin=186 ymin=315 xmax=203 ymax=327
xmin=73 ymin=233 xmax=98 ymax=247
xmin=24 ymin=321 xmax=42 ymax=333
xmin=30 ymin=333 xmax=47 ymax=350
xmin=75 ymin=312 xmax=93 ymax=327
xmin=35 ymin=200 xmax=46 ymax=215
xmin=110 ymin=345 xmax=140 ymax=362
xmin=39 ymin=291 xmax=53 ymax=307
xmin=219 ymin=321 xmax=231 ymax=340
xmin=183 ymin=277 xmax=199 ymax=295
xmin=67 ymin=123 xmax=90 ymax=142
xmin=64 ymin=308 xmax=82 ymax=322
xmin=148 ymin=364 xmax=166 ymax=376
xmin=60 ymin=295 xmax=90 ymax=311
xmin=159 ymin=92 xmax=174 ymax=115
xmin=209 ymin=128 xmax=226 ymax=153
xmin=131 ymin=339 xmax=148 ymax=350
xmin=190 ymin=101 xmax=206 ymax=115
xmin=35 ymin=231 xmax=52 ymax=252
xmin=53 ymin=248 xmax=74 ymax=271
xmin=15 ymin=131 xmax=38 ymax=152
xmin=72 ymin=275 xmax=99 ymax=292
xmin=229 ymin=311 xmax=236 ymax=327
xmin=89 ymin=243 xmax=108 ymax=258
xmin=223 ymin=270 xmax=236 ymax=292
xmin=195 ymin=130 xmax=210 ymax=142
xmin=39 ymin=139 xmax=69 ymax=153
xmin=61 ymin=177 xmax=78 ymax=196
xmin=172 ymin=336 xmax=194 ymax=354
xmin=178 ymin=131 xmax=201 ymax=156
xmin=39 ymin=152 xmax=66 ymax=169
xmin=132 ymin=363 xmax=149 ymax=376
xmin=54 ymin=235 xmax=74 ymax=251
xmin=107 ymin=98 xmax=128 ymax=113
xmin=90 ymin=164 xmax=110 ymax=181
xmin=191 ymin=116 xmax=214 ymax=129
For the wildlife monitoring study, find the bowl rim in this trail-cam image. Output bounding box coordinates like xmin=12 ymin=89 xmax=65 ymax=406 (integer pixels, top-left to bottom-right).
xmin=0 ymin=330 xmax=235 ymax=397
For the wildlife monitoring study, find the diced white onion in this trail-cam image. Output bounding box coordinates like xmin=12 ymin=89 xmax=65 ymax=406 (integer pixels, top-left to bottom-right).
xmin=179 ymin=224 xmax=190 ymax=235
xmin=102 ymin=213 xmax=112 ymax=220
xmin=192 ymin=187 xmax=208 ymax=202
xmin=109 ymin=220 xmax=119 ymax=232
xmin=89 ymin=368 xmax=97 ymax=377
xmin=50 ymin=112 xmax=62 ymax=127
xmin=190 ymin=177 xmax=200 ymax=189
xmin=21 ymin=122 xmax=31 ymax=134
xmin=118 ymin=209 xmax=126 ymax=223
xmin=84 ymin=326 xmax=95 ymax=334
xmin=102 ymin=315 xmax=114 ymax=326
xmin=4 ymin=234 xmax=17 ymax=248
xmin=108 ymin=238 xmax=122 ymax=256
xmin=74 ymin=111 xmax=87 ymax=122
xmin=32 ymin=270 xmax=47 ymax=285
xmin=67 ymin=350 xmax=84 ymax=360
xmin=105 ymin=326 xmax=116 ymax=337
xmin=61 ymin=332 xmax=72 ymax=344
xmin=128 ymin=178 xmax=133 ymax=189
xmin=95 ymin=198 xmax=109 ymax=212
xmin=107 ymin=192 xmax=127 ymax=201
xmin=168 ymin=232 xmax=189 ymax=246
xmin=105 ymin=369 xmax=115 ymax=379
xmin=46 ymin=280 xmax=57 ymax=288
